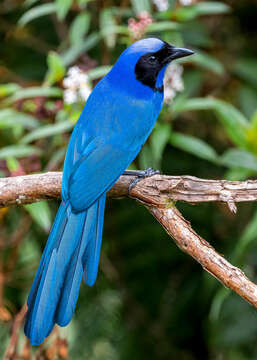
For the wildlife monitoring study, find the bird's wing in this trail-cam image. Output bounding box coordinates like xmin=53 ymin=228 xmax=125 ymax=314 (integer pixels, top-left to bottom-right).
xmin=68 ymin=140 xmax=137 ymax=212
xmin=62 ymin=78 xmax=160 ymax=212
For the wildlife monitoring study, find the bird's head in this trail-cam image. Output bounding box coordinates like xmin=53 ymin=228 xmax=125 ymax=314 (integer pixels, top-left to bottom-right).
xmin=107 ymin=38 xmax=194 ymax=95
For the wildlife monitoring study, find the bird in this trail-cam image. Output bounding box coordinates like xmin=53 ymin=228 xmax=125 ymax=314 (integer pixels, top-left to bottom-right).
xmin=24 ymin=38 xmax=194 ymax=345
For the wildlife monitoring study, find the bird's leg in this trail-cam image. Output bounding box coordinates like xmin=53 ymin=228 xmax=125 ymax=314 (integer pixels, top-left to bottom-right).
xmin=123 ymin=168 xmax=160 ymax=193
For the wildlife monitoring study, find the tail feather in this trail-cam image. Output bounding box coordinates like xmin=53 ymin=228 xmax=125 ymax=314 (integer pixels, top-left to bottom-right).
xmin=25 ymin=195 xmax=106 ymax=346
xmin=55 ymin=204 xmax=97 ymax=326
xmin=27 ymin=201 xmax=68 ymax=308
xmin=24 ymin=249 xmax=57 ymax=342
xmin=83 ymin=195 xmax=106 ymax=286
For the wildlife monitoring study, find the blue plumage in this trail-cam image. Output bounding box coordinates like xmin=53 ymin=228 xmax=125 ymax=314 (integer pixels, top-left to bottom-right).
xmin=25 ymin=38 xmax=193 ymax=345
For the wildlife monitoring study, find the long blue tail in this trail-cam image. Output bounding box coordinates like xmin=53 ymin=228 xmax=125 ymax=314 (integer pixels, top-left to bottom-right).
xmin=24 ymin=194 xmax=106 ymax=345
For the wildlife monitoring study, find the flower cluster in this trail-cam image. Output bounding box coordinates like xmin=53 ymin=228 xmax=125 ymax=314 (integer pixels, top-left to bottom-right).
xmin=63 ymin=66 xmax=92 ymax=104
xmin=164 ymin=63 xmax=184 ymax=104
xmin=128 ymin=11 xmax=153 ymax=40
xmin=153 ymin=0 xmax=169 ymax=12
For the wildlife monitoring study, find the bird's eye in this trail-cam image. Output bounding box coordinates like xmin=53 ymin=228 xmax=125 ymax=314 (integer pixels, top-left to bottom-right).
xmin=149 ymin=55 xmax=156 ymax=63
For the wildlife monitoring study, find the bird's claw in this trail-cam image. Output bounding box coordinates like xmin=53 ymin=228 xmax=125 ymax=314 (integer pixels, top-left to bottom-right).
xmin=123 ymin=168 xmax=160 ymax=194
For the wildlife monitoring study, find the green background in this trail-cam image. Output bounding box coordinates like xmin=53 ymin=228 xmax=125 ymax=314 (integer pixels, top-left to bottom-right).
xmin=1 ymin=0 xmax=257 ymax=358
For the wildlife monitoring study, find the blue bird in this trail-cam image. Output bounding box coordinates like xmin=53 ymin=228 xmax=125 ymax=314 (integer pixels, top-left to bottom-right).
xmin=24 ymin=38 xmax=193 ymax=345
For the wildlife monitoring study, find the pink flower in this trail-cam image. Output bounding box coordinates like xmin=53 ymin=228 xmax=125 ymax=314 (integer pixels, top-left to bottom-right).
xmin=128 ymin=12 xmax=153 ymax=40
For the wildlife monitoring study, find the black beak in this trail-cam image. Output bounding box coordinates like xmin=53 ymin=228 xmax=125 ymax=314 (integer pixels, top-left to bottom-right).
xmin=165 ymin=46 xmax=194 ymax=63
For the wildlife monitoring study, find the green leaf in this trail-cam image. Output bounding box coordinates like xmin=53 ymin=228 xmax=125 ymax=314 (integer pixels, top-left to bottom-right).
xmin=210 ymin=208 xmax=257 ymax=320
xmin=191 ymin=51 xmax=224 ymax=75
xmin=108 ymin=7 xmax=133 ymax=18
xmin=0 ymin=145 xmax=41 ymax=159
xmin=193 ymin=2 xmax=230 ymax=16
xmin=4 ymin=87 xmax=62 ymax=105
xmin=238 ymin=86 xmax=257 ymax=119
xmin=23 ymin=0 xmax=40 ymax=8
xmin=0 ymin=83 xmax=21 ymax=97
xmin=234 ymin=58 xmax=257 ymax=89
xmin=170 ymin=132 xmax=219 ymax=163
xmin=150 ymin=123 xmax=171 ymax=165
xmin=0 ymin=109 xmax=39 ymax=130
xmin=175 ymin=2 xmax=229 ymax=22
xmin=87 ymin=66 xmax=112 ymax=81
xmin=214 ymin=100 xmax=248 ymax=147
xmin=24 ymin=201 xmax=52 ymax=232
xmin=181 ymin=22 xmax=213 ymax=47
xmin=146 ymin=21 xmax=179 ymax=33
xmin=209 ymin=288 xmax=230 ymax=322
xmin=100 ymin=25 xmax=129 ymax=38
xmin=172 ymin=97 xmax=216 ymax=114
xmin=20 ymin=121 xmax=74 ymax=144
xmin=216 ymin=101 xmax=249 ymax=127
xmin=6 ymin=157 xmax=20 ymax=172
xmin=246 ymin=111 xmax=257 ymax=153
xmin=173 ymin=98 xmax=248 ymax=147
xmin=138 ymin=144 xmax=153 ymax=169
xmin=233 ymin=209 xmax=257 ymax=264
xmin=70 ymin=12 xmax=91 ymax=46
xmin=250 ymin=110 xmax=257 ymax=127
xmin=18 ymin=3 xmax=57 ymax=25
xmin=220 ymin=149 xmax=257 ymax=172
xmin=45 ymin=52 xmax=66 ymax=85
xmin=173 ymin=7 xmax=197 ymax=21
xmin=225 ymin=167 xmax=254 ymax=181
xmin=61 ymin=32 xmax=100 ymax=66
xmin=131 ymin=0 xmax=151 ymax=14
xmin=46 ymin=147 xmax=66 ymax=170
xmin=56 ymin=0 xmax=73 ymax=20
xmin=100 ymin=9 xmax=117 ymax=48
xmin=182 ymin=70 xmax=204 ymax=97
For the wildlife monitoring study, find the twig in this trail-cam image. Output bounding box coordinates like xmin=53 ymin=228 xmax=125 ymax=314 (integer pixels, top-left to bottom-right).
xmin=1 ymin=172 xmax=257 ymax=308
xmin=3 ymin=303 xmax=27 ymax=360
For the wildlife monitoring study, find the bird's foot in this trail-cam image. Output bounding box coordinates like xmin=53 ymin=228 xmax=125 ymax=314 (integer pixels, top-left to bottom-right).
xmin=123 ymin=168 xmax=160 ymax=194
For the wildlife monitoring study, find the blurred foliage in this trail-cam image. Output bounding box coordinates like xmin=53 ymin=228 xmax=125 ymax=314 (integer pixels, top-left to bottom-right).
xmin=0 ymin=0 xmax=257 ymax=359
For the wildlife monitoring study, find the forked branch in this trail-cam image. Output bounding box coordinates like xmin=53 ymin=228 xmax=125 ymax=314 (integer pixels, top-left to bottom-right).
xmin=1 ymin=171 xmax=257 ymax=308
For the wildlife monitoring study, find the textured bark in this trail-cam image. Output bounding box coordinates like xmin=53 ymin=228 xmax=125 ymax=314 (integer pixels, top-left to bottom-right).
xmin=1 ymin=171 xmax=257 ymax=308
xmin=1 ymin=172 xmax=257 ymax=210
xmin=148 ymin=205 xmax=257 ymax=307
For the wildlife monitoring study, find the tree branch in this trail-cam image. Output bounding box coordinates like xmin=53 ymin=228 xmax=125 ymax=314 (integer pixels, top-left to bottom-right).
xmin=148 ymin=205 xmax=257 ymax=307
xmin=1 ymin=172 xmax=257 ymax=209
xmin=1 ymin=172 xmax=257 ymax=308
